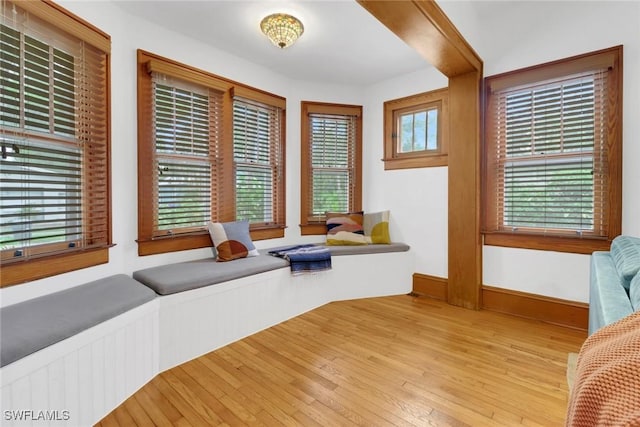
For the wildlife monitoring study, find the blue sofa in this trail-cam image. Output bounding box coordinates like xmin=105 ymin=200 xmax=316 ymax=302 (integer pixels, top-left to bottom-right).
xmin=589 ymin=235 xmax=640 ymax=335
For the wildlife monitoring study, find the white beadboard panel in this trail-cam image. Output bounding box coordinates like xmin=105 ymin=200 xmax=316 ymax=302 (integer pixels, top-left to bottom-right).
xmin=123 ymin=321 xmax=136 ymax=397
xmin=102 ymin=333 xmax=116 ymax=415
xmin=47 ymin=359 xmax=66 ymax=427
xmin=8 ymin=376 xmax=31 ymax=427
xmin=62 ymin=351 xmax=79 ymax=426
xmin=91 ymin=339 xmax=106 ymax=421
xmin=29 ymin=367 xmax=49 ymax=427
xmin=1 ymin=385 xmax=13 ymax=427
xmin=113 ymin=328 xmax=127 ymax=402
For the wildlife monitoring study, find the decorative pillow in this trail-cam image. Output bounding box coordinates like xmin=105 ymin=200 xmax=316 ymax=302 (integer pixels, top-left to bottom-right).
xmin=326 ymin=211 xmax=368 ymax=246
xmin=207 ymin=220 xmax=259 ymax=261
xmin=610 ymin=235 xmax=640 ymax=289
xmin=364 ymin=210 xmax=391 ymax=244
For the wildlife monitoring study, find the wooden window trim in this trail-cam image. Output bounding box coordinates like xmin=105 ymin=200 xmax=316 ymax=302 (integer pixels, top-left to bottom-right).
xmin=383 ymin=88 xmax=449 ymax=170
xmin=2 ymin=248 xmax=110 ymax=285
xmin=137 ymin=50 xmax=285 ymax=255
xmin=231 ymin=89 xmax=286 ymax=231
xmin=482 ymin=46 xmax=623 ymax=254
xmin=0 ymin=1 xmax=111 ymax=287
xmin=300 ymin=101 xmax=362 ymax=235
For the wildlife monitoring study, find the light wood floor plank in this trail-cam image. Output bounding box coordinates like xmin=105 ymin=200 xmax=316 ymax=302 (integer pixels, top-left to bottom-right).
xmin=98 ymin=295 xmax=585 ymax=426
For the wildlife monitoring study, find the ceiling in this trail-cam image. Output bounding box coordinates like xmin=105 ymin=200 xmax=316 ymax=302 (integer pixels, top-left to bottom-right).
xmin=112 ymin=0 xmax=434 ymax=86
xmin=112 ymin=0 xmax=565 ymax=86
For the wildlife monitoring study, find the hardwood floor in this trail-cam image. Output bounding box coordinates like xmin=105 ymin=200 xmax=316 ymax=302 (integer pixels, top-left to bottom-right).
xmin=97 ymin=295 xmax=586 ymax=426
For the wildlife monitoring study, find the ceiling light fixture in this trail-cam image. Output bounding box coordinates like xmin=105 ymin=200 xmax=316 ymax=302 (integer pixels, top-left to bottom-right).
xmin=260 ymin=13 xmax=304 ymax=49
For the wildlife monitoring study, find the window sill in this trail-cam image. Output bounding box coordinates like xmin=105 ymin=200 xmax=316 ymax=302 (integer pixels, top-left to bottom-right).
xmin=383 ymin=154 xmax=447 ymax=170
xmin=0 ymin=248 xmax=110 ymax=287
xmin=483 ymin=232 xmax=612 ymax=254
xmin=300 ymin=223 xmax=327 ymax=236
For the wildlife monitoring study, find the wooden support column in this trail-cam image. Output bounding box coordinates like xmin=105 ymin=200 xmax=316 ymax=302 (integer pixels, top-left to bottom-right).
xmin=447 ymin=71 xmax=482 ymax=309
xmin=357 ymin=0 xmax=483 ymax=309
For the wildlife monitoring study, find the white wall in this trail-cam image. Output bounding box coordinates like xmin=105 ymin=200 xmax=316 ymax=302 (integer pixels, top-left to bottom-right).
xmin=0 ymin=1 xmax=363 ymax=307
xmin=363 ymin=68 xmax=449 ymax=278
xmin=441 ymin=1 xmax=640 ymax=302
xmin=2 ymin=0 xmax=638 ymax=307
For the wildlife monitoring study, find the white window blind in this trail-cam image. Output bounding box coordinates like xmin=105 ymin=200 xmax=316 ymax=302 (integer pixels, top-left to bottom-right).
xmin=151 ymin=73 xmax=222 ymax=236
xmin=233 ymin=97 xmax=283 ymax=226
xmin=0 ymin=3 xmax=109 ymax=261
xmin=308 ymin=113 xmax=357 ymax=220
xmin=489 ymin=70 xmax=608 ymax=236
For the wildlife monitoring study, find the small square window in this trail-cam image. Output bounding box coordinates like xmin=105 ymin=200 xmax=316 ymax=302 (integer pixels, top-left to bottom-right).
xmin=396 ymin=104 xmax=439 ymax=154
xmin=383 ymin=88 xmax=448 ymax=170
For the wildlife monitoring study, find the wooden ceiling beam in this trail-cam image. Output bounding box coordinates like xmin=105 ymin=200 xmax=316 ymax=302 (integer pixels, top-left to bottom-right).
xmin=356 ymin=0 xmax=482 ymax=77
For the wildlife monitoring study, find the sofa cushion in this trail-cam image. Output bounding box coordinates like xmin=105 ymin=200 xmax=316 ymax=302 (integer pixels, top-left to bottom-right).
xmin=133 ymin=253 xmax=289 ymax=295
xmin=0 ymin=274 xmax=156 ymax=367
xmin=629 ymin=272 xmax=640 ymax=312
xmin=588 ymin=251 xmax=635 ymax=335
xmin=610 ymin=235 xmax=640 ymax=290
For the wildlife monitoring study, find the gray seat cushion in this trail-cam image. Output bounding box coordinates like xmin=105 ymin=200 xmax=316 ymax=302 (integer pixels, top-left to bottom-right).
xmin=0 ymin=274 xmax=156 ymax=367
xmin=133 ymin=253 xmax=290 ymax=295
xmin=323 ymin=242 xmax=410 ymax=256
xmin=266 ymin=242 xmax=410 ymax=257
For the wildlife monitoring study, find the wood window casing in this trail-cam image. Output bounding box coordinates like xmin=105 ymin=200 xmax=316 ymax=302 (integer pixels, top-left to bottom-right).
xmin=0 ymin=0 xmax=111 ymax=287
xmin=483 ymin=46 xmax=623 ymax=254
xmin=300 ymin=102 xmax=362 ymax=235
xmin=137 ymin=50 xmax=285 ymax=256
xmin=383 ymin=88 xmax=449 ymax=170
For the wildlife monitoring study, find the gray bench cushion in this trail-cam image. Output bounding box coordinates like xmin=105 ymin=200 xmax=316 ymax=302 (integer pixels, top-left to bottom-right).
xmin=323 ymin=242 xmax=410 ymax=256
xmin=0 ymin=274 xmax=156 ymax=367
xmin=266 ymin=242 xmax=411 ymax=257
xmin=133 ymin=254 xmax=290 ymax=295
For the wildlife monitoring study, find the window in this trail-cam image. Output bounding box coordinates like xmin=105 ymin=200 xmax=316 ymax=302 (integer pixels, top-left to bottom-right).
xmin=483 ymin=46 xmax=622 ymax=253
xmin=233 ymin=93 xmax=284 ymax=227
xmin=300 ymin=102 xmax=362 ymax=235
xmin=137 ymin=51 xmax=285 ymax=255
xmin=0 ymin=0 xmax=111 ymax=286
xmin=383 ymin=88 xmax=448 ymax=170
xmin=151 ymin=75 xmax=219 ymax=237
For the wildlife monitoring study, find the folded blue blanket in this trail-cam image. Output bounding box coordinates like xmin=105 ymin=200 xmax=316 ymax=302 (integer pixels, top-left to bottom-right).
xmin=268 ymin=244 xmax=332 ymax=274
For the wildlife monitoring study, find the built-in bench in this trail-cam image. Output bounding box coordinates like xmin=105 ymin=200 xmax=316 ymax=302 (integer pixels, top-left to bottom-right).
xmin=133 ymin=243 xmax=410 ymax=295
xmin=0 ymin=242 xmax=412 ymax=426
xmin=0 ymin=274 xmax=159 ymax=426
